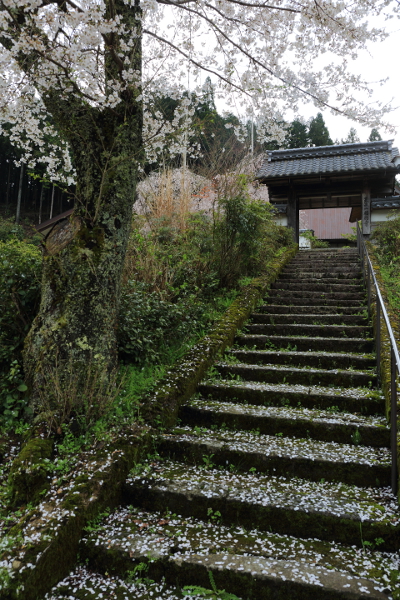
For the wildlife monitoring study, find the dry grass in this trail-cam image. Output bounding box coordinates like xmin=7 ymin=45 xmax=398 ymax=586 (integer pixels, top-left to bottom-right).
xmin=36 ymin=354 xmax=122 ymax=432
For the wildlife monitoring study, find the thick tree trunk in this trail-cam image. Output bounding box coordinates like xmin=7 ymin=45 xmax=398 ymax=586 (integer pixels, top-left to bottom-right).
xmin=24 ymin=101 xmax=142 ymax=428
xmin=17 ymin=0 xmax=143 ymax=428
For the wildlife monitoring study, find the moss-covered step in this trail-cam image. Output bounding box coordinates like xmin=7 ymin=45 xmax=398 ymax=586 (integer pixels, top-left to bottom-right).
xmin=227 ymin=349 xmax=375 ymax=371
xmin=287 ymin=250 xmax=358 ymax=257
xmin=271 ymin=281 xmax=364 ymax=293
xmin=44 ymin=566 xmax=192 ymax=600
xmin=267 ymin=289 xmax=366 ymax=302
xmin=243 ymin=323 xmax=372 ymax=339
xmin=122 ymin=460 xmax=400 ymax=551
xmin=197 ymin=381 xmax=384 ymax=415
xmin=250 ymin=313 xmax=369 ymax=326
xmin=280 ymin=271 xmax=362 ymax=280
xmin=157 ymin=426 xmax=390 ymax=487
xmin=234 ymin=334 xmax=374 ymax=353
xmin=214 ymin=363 xmax=377 ymax=389
xmin=179 ymin=399 xmax=390 ymax=448
xmin=285 ymin=258 xmax=361 ymax=273
xmin=77 ymin=507 xmax=397 ymax=600
xmin=258 ymin=304 xmax=367 ymax=315
xmin=290 ymin=253 xmax=359 ymax=262
xmin=0 ymin=425 xmax=153 ymax=600
xmin=262 ymin=297 xmax=366 ymax=307
xmin=284 ymin=263 xmax=360 ymax=270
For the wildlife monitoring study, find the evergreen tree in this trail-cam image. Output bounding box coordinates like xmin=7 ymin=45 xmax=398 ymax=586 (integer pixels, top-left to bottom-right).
xmin=308 ymin=113 xmax=333 ymax=147
xmin=368 ymin=128 xmax=382 ymax=142
xmin=341 ymin=127 xmax=360 ymax=144
xmin=285 ymin=119 xmax=310 ymax=149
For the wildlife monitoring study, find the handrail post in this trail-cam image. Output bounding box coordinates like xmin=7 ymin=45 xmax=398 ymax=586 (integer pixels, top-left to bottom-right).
xmin=391 ymin=347 xmax=398 ymax=496
xmin=367 ymin=263 xmax=371 ymax=318
xmin=376 ymin=298 xmax=381 ymax=387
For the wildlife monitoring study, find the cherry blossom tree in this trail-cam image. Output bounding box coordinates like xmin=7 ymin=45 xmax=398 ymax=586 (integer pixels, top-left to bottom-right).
xmin=0 ymin=0 xmax=397 ymax=421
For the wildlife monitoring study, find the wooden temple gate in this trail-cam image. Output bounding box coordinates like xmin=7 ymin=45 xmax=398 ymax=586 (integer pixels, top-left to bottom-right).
xmin=256 ymin=140 xmax=400 ymax=243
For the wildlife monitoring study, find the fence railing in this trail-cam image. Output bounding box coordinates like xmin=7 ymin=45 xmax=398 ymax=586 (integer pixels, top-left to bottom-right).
xmin=356 ymin=223 xmax=399 ymax=496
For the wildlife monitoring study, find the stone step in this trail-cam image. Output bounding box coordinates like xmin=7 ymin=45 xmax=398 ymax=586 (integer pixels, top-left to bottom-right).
xmin=258 ymin=304 xmax=367 ymax=315
xmin=45 ymin=566 xmax=209 ymax=600
xmin=281 ymin=271 xmax=362 ymax=280
xmin=289 ymin=258 xmax=359 ymax=264
xmin=78 ymin=507 xmax=396 ymax=600
xmin=46 ymin=560 xmax=391 ymax=600
xmin=158 ymin=426 xmax=390 ymax=487
xmin=292 ymin=252 xmax=359 ymax=260
xmin=214 ymin=362 xmax=377 ymax=388
xmin=180 ymin=399 xmax=390 ymax=448
xmin=228 ymin=349 xmax=375 ymax=371
xmin=286 ymin=268 xmax=361 ymax=276
xmin=272 ymin=281 xmax=363 ymax=293
xmin=197 ymin=381 xmax=384 ymax=415
xmin=122 ymin=460 xmax=400 ymax=551
xmin=289 ymin=258 xmax=360 ymax=265
xmin=297 ymin=249 xmax=358 ymax=254
xmin=299 ymin=247 xmax=358 ymax=251
xmin=243 ymin=323 xmax=372 ymax=339
xmin=250 ymin=313 xmax=368 ymax=325
xmin=284 ymin=262 xmax=361 ymax=270
xmin=235 ymin=334 xmax=374 ymax=353
xmin=264 ymin=297 xmax=366 ymax=307
xmin=267 ymin=289 xmax=365 ymax=301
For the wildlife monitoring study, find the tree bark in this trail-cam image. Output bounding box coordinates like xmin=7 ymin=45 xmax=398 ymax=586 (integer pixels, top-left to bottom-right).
xmin=22 ymin=0 xmax=143 ymax=427
xmin=24 ymin=101 xmax=142 ymax=425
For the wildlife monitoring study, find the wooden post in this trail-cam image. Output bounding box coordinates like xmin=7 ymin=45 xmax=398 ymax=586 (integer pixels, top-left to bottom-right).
xmin=362 ymin=180 xmax=371 ymax=237
xmin=38 ymin=184 xmax=44 ymax=225
xmin=5 ymin=161 xmax=11 ymax=215
xmin=15 ymin=163 xmax=24 ymax=224
xmin=49 ymin=184 xmax=55 ymax=220
xmin=287 ymin=185 xmax=299 ymax=244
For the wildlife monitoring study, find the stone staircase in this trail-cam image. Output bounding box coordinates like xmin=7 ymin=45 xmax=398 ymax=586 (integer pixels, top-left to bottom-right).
xmin=47 ymin=248 xmax=400 ymax=600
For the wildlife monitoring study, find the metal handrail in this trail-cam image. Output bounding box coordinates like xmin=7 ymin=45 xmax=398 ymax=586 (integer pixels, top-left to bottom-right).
xmin=356 ymin=222 xmax=399 ymax=496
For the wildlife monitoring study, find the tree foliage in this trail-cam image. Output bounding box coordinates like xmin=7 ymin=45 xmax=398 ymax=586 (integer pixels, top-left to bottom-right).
xmin=0 ymin=0 xmax=397 ymax=168
xmin=341 ymin=127 xmax=360 ymax=144
xmin=368 ymin=128 xmax=382 ymax=142
xmin=284 ymin=119 xmax=310 ymax=149
xmin=308 ymin=113 xmax=333 ymax=147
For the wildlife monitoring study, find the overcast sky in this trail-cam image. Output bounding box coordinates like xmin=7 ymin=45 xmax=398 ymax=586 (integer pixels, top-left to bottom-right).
xmin=308 ymin=21 xmax=400 ymax=148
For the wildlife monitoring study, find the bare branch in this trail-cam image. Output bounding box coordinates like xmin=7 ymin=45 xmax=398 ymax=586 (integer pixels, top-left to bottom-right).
xmin=165 ymin=2 xmax=354 ymax=118
xmin=157 ymin=0 xmax=301 ymax=12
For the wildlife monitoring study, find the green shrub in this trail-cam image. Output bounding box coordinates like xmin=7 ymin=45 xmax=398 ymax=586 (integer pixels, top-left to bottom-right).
xmin=118 ymin=281 xmax=205 ymax=364
xmin=371 ymin=213 xmax=400 ymax=311
xmin=371 ymin=212 xmax=400 ymax=259
xmin=0 ymin=239 xmax=42 ymax=422
xmin=301 ymin=229 xmax=329 ymax=248
xmin=0 ymin=217 xmax=25 ymax=242
xmin=212 ymin=193 xmax=294 ymax=288
xmin=126 ymin=199 xmax=292 ymax=299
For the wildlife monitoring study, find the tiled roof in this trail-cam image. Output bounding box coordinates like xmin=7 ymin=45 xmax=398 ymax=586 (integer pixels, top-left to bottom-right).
xmin=371 ymin=196 xmax=400 ymax=210
xmin=257 ymin=141 xmax=400 ymax=180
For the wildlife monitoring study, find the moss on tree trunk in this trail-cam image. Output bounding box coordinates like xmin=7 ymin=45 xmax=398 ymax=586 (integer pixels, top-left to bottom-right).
xmin=23 ymin=1 xmax=143 ymax=425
